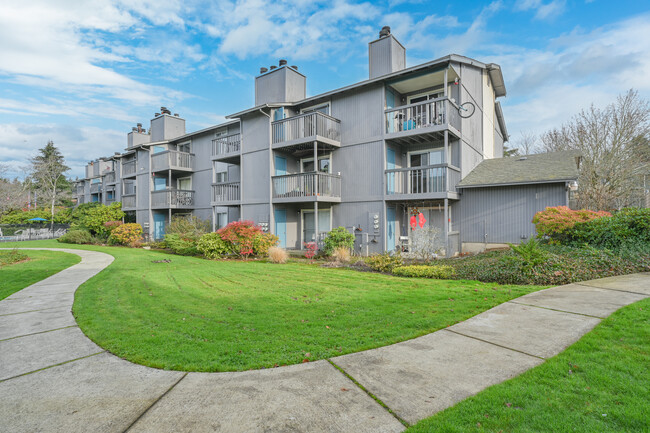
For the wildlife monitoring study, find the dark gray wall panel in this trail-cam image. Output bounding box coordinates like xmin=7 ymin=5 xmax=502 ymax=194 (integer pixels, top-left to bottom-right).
xmin=331 ymin=85 xmax=383 ymax=143
xmin=336 ymin=140 xmax=384 ymax=201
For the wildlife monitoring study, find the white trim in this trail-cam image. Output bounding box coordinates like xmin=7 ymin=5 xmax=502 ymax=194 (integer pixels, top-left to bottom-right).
xmin=177 ymin=176 xmax=192 ymax=190
xmin=300 ymin=152 xmax=332 ymax=173
xmin=177 ymin=140 xmax=191 ymax=153
xmin=407 ymin=90 xmax=444 ymax=105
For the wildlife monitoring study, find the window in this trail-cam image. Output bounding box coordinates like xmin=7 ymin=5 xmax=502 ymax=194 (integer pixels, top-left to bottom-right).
xmin=215 ymin=171 xmax=228 ymax=183
xmin=301 ymin=154 xmax=331 ymax=173
xmin=301 ymin=103 xmax=330 ymax=115
xmin=177 ymin=141 xmax=191 ymax=153
xmin=216 ymin=212 xmax=228 ymax=229
xmin=177 ymin=177 xmax=192 ymax=190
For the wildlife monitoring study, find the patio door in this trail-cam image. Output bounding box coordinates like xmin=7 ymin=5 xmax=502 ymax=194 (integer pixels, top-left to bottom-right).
xmin=303 ymin=209 xmax=331 ymax=245
xmin=387 ymin=206 xmax=396 ymax=251
xmin=275 ymin=209 xmax=287 ymax=248
xmin=153 ymin=213 xmax=166 ymax=240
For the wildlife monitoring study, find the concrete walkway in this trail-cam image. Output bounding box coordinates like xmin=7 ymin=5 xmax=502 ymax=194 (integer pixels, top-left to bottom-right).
xmin=0 ymin=248 xmax=648 ymax=432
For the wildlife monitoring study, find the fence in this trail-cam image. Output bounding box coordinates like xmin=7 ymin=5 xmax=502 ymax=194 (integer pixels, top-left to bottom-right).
xmin=0 ymin=224 xmax=70 ymax=242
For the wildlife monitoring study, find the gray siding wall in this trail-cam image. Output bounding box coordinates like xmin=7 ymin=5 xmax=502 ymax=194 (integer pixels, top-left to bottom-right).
xmin=241 ymin=150 xmax=269 ymax=203
xmin=337 ymin=140 xmax=384 ymax=202
xmin=459 ymin=183 xmax=568 ymax=244
xmin=241 ymin=203 xmax=270 ymax=225
xmin=331 ymin=85 xmax=383 ymax=143
xmin=335 ymin=201 xmax=384 ymax=255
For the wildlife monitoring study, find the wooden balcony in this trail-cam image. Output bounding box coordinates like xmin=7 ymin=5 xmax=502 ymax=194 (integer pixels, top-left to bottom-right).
xmin=90 ymin=183 xmax=101 ymax=193
xmin=271 ymin=112 xmax=341 ymax=151
xmin=151 ymin=151 xmax=194 ymax=172
xmin=122 ymin=160 xmax=137 ymax=177
xmin=385 ymin=97 xmax=461 ymax=145
xmin=272 ymin=172 xmax=341 ymax=203
xmin=385 ymin=164 xmax=461 ymax=200
xmin=212 ymin=133 xmax=241 ymax=162
xmin=103 ymin=171 xmax=116 ymax=184
xmin=212 ymin=182 xmax=240 ymax=205
xmin=121 ymin=194 xmax=136 ymax=210
xmin=151 ymin=189 xmax=195 ymax=209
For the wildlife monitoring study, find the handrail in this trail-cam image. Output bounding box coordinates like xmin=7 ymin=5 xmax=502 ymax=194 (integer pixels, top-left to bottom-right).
xmin=271 ymin=111 xmax=340 ymax=125
xmin=272 ymin=172 xmax=341 ymax=199
xmin=271 ymin=111 xmax=341 ymax=145
xmin=384 ymin=96 xmax=450 ymax=114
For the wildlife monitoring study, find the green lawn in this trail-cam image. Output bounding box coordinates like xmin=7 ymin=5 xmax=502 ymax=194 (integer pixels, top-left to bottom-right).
xmin=406 ymin=297 xmax=650 ymax=433
xmin=0 ymin=249 xmax=81 ymax=300
xmin=2 ymin=240 xmax=544 ymax=372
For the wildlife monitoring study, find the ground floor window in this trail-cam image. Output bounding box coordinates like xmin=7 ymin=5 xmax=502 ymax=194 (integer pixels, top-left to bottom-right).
xmin=216 ymin=212 xmax=228 ymax=230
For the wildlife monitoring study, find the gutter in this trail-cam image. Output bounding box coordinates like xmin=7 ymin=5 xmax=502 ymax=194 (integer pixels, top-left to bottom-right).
xmin=457 ymin=178 xmax=578 ymax=189
xmin=486 ymin=63 xmax=507 ymax=97
xmin=495 ymin=101 xmax=509 ymax=142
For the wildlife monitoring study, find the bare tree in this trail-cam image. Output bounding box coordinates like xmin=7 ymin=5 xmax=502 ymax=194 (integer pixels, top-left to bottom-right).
xmin=28 ymin=141 xmax=70 ymax=229
xmin=0 ymin=164 xmax=29 ymax=215
xmin=540 ymin=90 xmax=650 ymax=210
xmin=513 ymin=130 xmax=541 ymax=155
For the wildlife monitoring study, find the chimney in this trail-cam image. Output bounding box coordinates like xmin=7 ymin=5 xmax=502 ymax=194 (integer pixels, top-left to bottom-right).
xmin=270 ymin=65 xmax=277 ymax=70
xmin=255 ymin=59 xmax=306 ymax=105
xmin=291 ymin=65 xmax=298 ymax=71
xmin=137 ymin=123 xmax=142 ymax=133
xmin=368 ymin=25 xmax=406 ymax=79
xmin=279 ymin=59 xmax=287 ymax=67
xmin=160 ymin=106 xmax=171 ymax=115
xmin=260 ymin=67 xmax=268 ymax=74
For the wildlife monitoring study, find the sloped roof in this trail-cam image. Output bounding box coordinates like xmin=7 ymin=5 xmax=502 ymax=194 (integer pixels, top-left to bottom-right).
xmin=457 ymin=151 xmax=580 ymax=188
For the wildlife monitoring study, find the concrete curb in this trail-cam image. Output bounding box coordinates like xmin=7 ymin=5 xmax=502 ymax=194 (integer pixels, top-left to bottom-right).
xmin=1 ymin=248 xmax=648 ymax=432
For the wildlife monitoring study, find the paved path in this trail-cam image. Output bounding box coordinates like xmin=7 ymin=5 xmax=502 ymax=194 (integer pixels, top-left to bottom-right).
xmin=0 ymin=248 xmax=648 ymax=432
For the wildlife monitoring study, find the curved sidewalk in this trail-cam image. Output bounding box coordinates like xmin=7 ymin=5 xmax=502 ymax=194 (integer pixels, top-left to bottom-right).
xmin=0 ymin=248 xmax=647 ymax=432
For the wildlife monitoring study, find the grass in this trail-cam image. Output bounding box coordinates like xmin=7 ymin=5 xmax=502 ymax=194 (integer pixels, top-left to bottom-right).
xmin=0 ymin=249 xmax=81 ymax=300
xmin=406 ymin=297 xmax=650 ymax=433
xmin=1 ymin=240 xmax=544 ymax=372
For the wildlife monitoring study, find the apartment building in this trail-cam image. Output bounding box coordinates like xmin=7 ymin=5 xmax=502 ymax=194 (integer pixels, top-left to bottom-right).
xmin=74 ymin=26 xmax=577 ymax=255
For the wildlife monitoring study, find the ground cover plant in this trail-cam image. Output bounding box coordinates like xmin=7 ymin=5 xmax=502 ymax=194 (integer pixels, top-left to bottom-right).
xmin=2 ymin=240 xmax=543 ymax=372
xmin=0 ymin=249 xmax=80 ymax=300
xmin=406 ymin=297 xmax=650 ymax=433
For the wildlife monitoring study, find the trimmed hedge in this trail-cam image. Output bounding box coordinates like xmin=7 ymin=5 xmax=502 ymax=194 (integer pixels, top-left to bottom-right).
xmin=564 ymin=208 xmax=650 ymax=249
xmin=364 ymin=253 xmax=403 ymax=273
xmin=57 ymin=229 xmax=92 ymax=245
xmin=392 ymin=265 xmax=455 ymax=279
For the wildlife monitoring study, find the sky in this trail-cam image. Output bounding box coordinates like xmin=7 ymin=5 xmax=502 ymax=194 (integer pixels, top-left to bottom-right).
xmin=1 ymin=0 xmax=649 ymax=179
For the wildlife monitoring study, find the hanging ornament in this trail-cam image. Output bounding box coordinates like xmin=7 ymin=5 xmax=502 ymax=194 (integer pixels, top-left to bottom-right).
xmin=410 ymin=215 xmax=417 ymax=230
xmin=418 ymin=212 xmax=426 ymax=228
xmin=410 ymin=207 xmax=419 ymax=216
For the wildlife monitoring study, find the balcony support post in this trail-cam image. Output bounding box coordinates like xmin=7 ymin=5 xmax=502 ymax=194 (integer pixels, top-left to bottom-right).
xmin=444 ymin=130 xmax=449 ymax=189
xmin=314 ymin=201 xmax=319 ymax=249
xmin=444 ymin=198 xmax=449 ymax=258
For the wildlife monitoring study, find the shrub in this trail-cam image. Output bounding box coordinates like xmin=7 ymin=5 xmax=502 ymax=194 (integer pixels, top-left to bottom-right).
xmin=304 ymin=242 xmax=318 ymax=260
xmin=71 ymin=202 xmax=125 ymax=238
xmin=0 ymin=249 xmax=28 ymax=266
xmin=166 ymin=215 xmax=210 ymax=238
xmin=364 ymin=252 xmax=403 ymax=273
xmin=323 ymin=227 xmax=355 ymax=256
xmin=564 ymin=207 xmax=650 ymax=249
xmin=392 ymin=265 xmax=455 ymax=279
xmin=217 ymin=220 xmax=264 ymax=258
xmin=57 ymin=229 xmax=92 ymax=244
xmin=410 ymin=226 xmax=444 ymax=261
xmin=532 ymin=206 xmax=611 ymax=243
xmin=252 ymin=232 xmax=279 ymax=256
xmin=197 ymin=232 xmax=231 ymax=259
xmin=331 ymin=246 xmax=351 ymax=263
xmin=268 ymin=246 xmax=288 ymax=264
xmin=507 ymin=239 xmax=549 ymax=273
xmin=163 ymin=233 xmax=201 ymax=256
xmin=108 ymin=223 xmax=142 ymax=246
xmin=103 ymin=220 xmax=123 ymax=232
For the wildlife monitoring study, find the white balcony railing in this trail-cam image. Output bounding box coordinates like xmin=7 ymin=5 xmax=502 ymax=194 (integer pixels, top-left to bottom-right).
xmin=385 ymin=97 xmax=460 ymax=134
xmin=103 ymin=171 xmax=116 ymax=183
xmin=385 ymin=165 xmax=461 ymax=195
xmin=151 ymin=189 xmax=194 ymax=208
xmin=212 ymin=133 xmax=241 ymax=157
xmin=151 ymin=151 xmax=194 ymax=171
xmin=212 ymin=182 xmax=240 ymax=203
xmin=272 ymin=112 xmax=341 ymax=145
xmin=272 ymin=172 xmax=341 ymax=199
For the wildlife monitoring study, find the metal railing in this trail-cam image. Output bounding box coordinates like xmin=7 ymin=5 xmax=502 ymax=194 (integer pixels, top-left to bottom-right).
xmin=90 ymin=183 xmax=101 ymax=193
xmin=272 ymin=172 xmax=341 ymax=199
xmin=121 ymin=194 xmax=136 ymax=209
xmin=272 ymin=112 xmax=341 ymax=145
xmin=122 ymin=160 xmax=137 ymax=177
xmin=212 ymin=133 xmax=241 ymax=156
xmin=151 ymin=150 xmax=194 ymax=171
xmin=151 ymin=189 xmax=195 ymax=208
xmin=385 ymin=165 xmax=461 ymax=195
xmin=104 ymin=171 xmax=116 ymax=183
xmin=212 ymin=182 xmax=240 ymax=202
xmin=385 ymin=97 xmax=460 ymax=134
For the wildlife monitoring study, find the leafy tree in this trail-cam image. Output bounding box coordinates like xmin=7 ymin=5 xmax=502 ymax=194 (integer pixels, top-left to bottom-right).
xmin=540 ymin=90 xmax=649 ymax=210
xmin=0 ymin=164 xmax=28 ymax=215
xmin=28 ymin=141 xmax=70 ymax=228
xmin=70 ymin=202 xmax=125 ymax=238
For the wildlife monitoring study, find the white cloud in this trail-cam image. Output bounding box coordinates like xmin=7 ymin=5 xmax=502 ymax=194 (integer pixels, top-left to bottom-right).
xmin=514 ymin=0 xmax=566 ymax=20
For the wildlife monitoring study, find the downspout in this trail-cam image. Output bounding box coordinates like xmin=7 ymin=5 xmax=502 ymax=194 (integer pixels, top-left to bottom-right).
xmin=259 ymin=108 xmax=273 ymax=234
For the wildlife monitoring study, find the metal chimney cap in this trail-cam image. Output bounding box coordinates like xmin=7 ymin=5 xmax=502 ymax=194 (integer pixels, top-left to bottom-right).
xmin=260 ymin=67 xmax=268 ymax=74
xmin=269 ymin=65 xmax=277 ymax=70
xmin=136 ymin=123 xmax=142 ymax=127
xmin=291 ymin=65 xmax=298 ymax=70
xmin=379 ymin=26 xmax=391 ymax=37
xmin=279 ymin=59 xmax=287 ymax=66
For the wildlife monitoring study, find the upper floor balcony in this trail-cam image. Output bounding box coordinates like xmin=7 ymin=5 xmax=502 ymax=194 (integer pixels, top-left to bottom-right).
xmin=211 ymin=181 xmax=240 ymax=205
xmin=151 ymin=150 xmax=194 ymax=172
xmin=90 ymin=183 xmax=102 ymax=194
xmin=385 ymin=164 xmax=461 ymax=200
xmin=272 ymin=112 xmax=341 ymax=151
xmin=103 ymin=171 xmax=116 ymax=184
xmin=272 ymin=172 xmax=341 ymax=203
xmin=122 ymin=160 xmax=137 ymax=177
xmin=212 ymin=133 xmax=241 ymax=162
xmin=151 ymin=189 xmax=194 ymax=209
xmin=121 ymin=194 xmax=136 ymax=210
xmin=385 ymin=97 xmax=461 ymax=145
